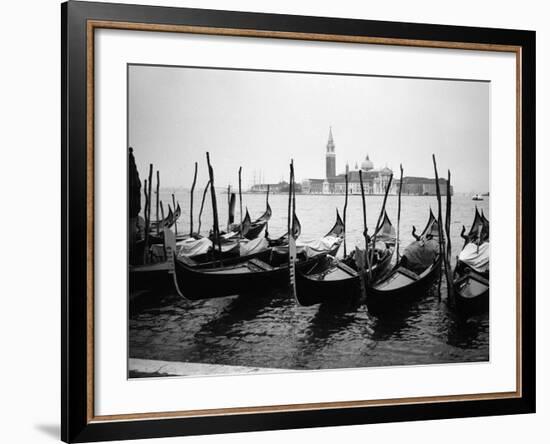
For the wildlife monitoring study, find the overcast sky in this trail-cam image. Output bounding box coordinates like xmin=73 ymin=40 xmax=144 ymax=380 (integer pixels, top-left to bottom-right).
xmin=129 ymin=64 xmax=489 ymax=193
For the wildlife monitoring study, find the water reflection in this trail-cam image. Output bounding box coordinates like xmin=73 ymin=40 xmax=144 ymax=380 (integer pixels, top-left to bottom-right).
xmin=302 ymin=302 xmax=360 ymax=347
xmin=446 ymin=309 xmax=489 ymax=350
xmin=130 ymin=195 xmax=489 ymax=373
xmin=195 ymin=291 xmax=276 ymax=340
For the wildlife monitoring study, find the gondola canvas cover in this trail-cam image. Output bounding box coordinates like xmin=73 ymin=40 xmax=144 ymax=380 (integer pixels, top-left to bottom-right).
xmin=297 ymin=235 xmax=341 ymax=258
xmin=402 ymin=238 xmax=439 ymax=273
xmin=458 ymin=242 xmax=490 ymax=272
xmin=176 ymin=237 xmax=212 ymax=258
xmin=239 ymin=237 xmax=269 ymax=256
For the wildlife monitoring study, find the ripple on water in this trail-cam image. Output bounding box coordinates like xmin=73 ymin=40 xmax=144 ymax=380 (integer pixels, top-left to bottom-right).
xmin=130 ymin=195 xmax=489 ymax=372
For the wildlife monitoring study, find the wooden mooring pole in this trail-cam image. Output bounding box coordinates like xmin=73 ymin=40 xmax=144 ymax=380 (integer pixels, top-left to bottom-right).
xmin=227 ymin=184 xmax=231 ymax=232
xmin=238 ymin=167 xmax=243 ymax=239
xmin=358 ymin=170 xmax=369 ymax=298
xmin=143 ymin=164 xmax=153 ymax=264
xmin=142 ymin=178 xmax=149 ymax=264
xmin=343 ymin=173 xmax=349 ymax=257
xmin=288 ymin=160 xmax=298 ymax=302
xmin=432 ymin=154 xmax=446 ymax=301
xmin=396 ymin=165 xmax=404 ymax=262
xmin=369 ymin=174 xmax=393 ymax=281
xmin=155 ymin=170 xmax=160 ymax=236
xmin=206 ymin=153 xmax=222 ymax=257
xmin=197 ymin=180 xmax=210 ymax=236
xmin=160 ymin=201 xmax=167 ymax=260
xmin=189 ymin=162 xmax=198 ymax=236
xmin=171 ymin=193 xmax=177 ymax=237
xmin=265 ymin=184 xmax=270 ymax=238
xmin=445 ymin=169 xmax=454 ymax=303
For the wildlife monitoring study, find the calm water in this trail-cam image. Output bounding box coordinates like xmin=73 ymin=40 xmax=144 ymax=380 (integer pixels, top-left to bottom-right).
xmin=130 ymin=192 xmax=489 ymax=372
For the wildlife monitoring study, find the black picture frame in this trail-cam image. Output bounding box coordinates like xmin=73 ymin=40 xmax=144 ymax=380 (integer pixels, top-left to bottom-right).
xmin=62 ymin=1 xmax=536 ymax=442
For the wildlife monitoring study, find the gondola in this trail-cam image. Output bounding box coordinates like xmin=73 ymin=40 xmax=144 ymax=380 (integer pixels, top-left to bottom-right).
xmin=269 ymin=213 xmax=301 ymax=247
xmin=131 ymin=209 xmax=273 ymax=293
xmin=294 ymin=211 xmax=395 ymax=306
xmin=169 ymin=212 xmax=344 ymax=301
xmin=365 ymin=210 xmax=442 ymax=316
xmin=216 ymin=204 xmax=273 ymax=241
xmin=134 ymin=205 xmax=178 ymax=258
xmin=185 ymin=203 xmax=272 ymax=263
xmin=459 ymin=206 xmax=487 ymax=242
xmin=244 ymin=203 xmax=272 ymax=239
xmin=130 ymin=236 xmax=267 ymax=295
xmin=169 ymin=203 xmax=181 ymax=228
xmin=178 ymin=212 xmax=301 ymax=268
xmin=147 ymin=204 xmax=182 ymax=243
xmin=453 ymin=208 xmax=489 ymax=313
xmin=149 ymin=206 xmax=174 ymax=233
xmin=253 ymin=202 xmax=273 ymax=224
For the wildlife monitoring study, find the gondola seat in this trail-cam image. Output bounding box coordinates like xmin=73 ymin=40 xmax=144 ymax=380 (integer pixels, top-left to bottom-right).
xmin=376 ymin=269 xmax=417 ymax=292
xmin=455 ymin=271 xmax=489 ymax=299
xmin=248 ymin=258 xmax=275 ymax=271
xmin=335 ymin=261 xmax=357 ymax=276
xmin=398 ymin=266 xmax=420 ymax=281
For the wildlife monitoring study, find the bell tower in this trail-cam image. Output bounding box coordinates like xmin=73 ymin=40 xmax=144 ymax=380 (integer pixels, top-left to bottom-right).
xmin=325 ymin=127 xmax=336 ymax=178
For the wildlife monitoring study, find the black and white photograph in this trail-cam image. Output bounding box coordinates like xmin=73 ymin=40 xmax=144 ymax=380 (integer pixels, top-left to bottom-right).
xmin=0 ymin=0 xmax=542 ymax=441
xmin=128 ymin=64 xmax=490 ymax=378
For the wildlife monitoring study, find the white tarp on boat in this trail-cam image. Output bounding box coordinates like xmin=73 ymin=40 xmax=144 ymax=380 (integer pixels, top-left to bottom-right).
xmin=239 ymin=237 xmax=269 ymax=256
xmin=220 ymin=241 xmax=240 ymax=254
xmin=176 ymin=237 xmax=212 ymax=258
xmin=458 ymin=242 xmax=490 ymax=272
xmin=297 ymin=235 xmax=341 ymax=258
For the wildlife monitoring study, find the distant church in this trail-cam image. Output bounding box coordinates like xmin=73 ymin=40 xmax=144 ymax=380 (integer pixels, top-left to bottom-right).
xmin=302 ymin=128 xmax=395 ymax=195
xmin=249 ymin=127 xmax=452 ymax=196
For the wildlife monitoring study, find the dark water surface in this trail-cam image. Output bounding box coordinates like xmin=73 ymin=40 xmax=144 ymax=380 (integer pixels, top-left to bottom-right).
xmin=130 ymin=194 xmax=489 ymax=372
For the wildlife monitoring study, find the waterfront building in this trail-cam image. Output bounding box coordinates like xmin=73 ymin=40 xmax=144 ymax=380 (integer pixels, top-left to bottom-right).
xmin=397 ymin=176 xmax=453 ymax=196
xmin=325 ymin=127 xmax=336 ymax=178
xmin=301 ymin=128 xmax=452 ymax=196
xmin=302 ymin=128 xmax=396 ymax=195
xmin=249 ymin=181 xmax=302 ymax=193
xmin=248 ymin=128 xmax=452 ymax=195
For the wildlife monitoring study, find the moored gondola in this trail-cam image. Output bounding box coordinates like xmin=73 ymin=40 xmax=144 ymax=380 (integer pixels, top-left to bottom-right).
xmin=453 ymin=264 xmax=489 ymax=313
xmin=453 ymin=208 xmax=489 ymax=313
xmin=168 ymin=213 xmax=344 ymax=301
xmin=149 ymin=206 xmax=175 ymax=233
xmin=220 ymin=204 xmax=273 ymax=241
xmin=178 ymin=212 xmax=302 ymax=267
xmin=295 ymin=211 xmax=395 ymax=306
xmin=269 ymin=213 xmax=301 ymax=247
xmin=244 ymin=203 xmax=272 ymax=239
xmin=325 ymin=210 xmax=345 ymax=238
xmin=131 ymin=210 xmax=274 ymax=293
xmin=365 ymin=210 xmax=442 ymax=316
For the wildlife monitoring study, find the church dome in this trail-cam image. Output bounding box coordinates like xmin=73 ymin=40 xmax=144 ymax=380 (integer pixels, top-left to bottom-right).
xmin=361 ymin=155 xmax=374 ymax=171
xmin=380 ymin=166 xmax=392 ymax=175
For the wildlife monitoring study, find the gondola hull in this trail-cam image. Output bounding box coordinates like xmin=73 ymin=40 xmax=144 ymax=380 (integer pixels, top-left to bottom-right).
xmin=366 ymin=255 xmax=441 ymax=316
xmin=175 ymin=256 xmax=286 ymax=300
xmin=453 ymin=269 xmax=489 ymax=314
xmin=295 ymin=247 xmax=394 ymax=307
xmin=244 ymin=221 xmax=266 ymax=240
xmin=174 ymin=245 xmax=341 ymax=301
xmin=131 ymin=241 xmax=271 ymax=293
xmin=295 ymin=257 xmax=362 ymax=306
